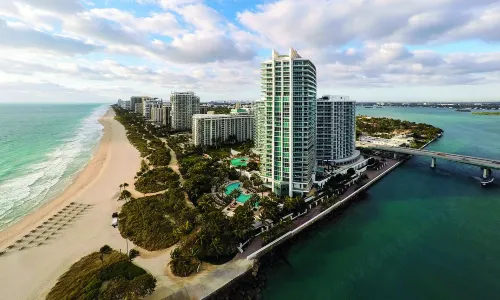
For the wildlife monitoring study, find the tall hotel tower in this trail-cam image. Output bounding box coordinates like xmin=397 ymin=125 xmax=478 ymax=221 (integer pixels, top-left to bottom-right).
xmin=257 ymin=48 xmax=317 ymax=197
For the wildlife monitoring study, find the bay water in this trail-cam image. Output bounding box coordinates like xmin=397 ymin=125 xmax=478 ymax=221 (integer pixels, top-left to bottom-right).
xmin=263 ymin=107 xmax=500 ymax=299
xmin=0 ymin=103 xmax=108 ymax=231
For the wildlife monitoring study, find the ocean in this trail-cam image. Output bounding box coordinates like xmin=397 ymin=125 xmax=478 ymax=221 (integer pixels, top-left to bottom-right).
xmin=263 ymin=107 xmax=500 ymax=299
xmin=0 ymin=103 xmax=108 ymax=231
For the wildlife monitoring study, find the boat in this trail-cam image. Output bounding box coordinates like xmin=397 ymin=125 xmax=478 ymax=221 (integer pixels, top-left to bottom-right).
xmin=456 ymin=109 xmax=471 ymax=112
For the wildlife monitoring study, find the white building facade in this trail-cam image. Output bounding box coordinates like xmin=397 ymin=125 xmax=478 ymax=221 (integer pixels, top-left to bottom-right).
xmin=256 ymin=48 xmax=317 ymax=197
xmin=170 ymin=92 xmax=200 ymax=131
xmin=117 ymin=99 xmax=131 ymax=110
xmin=316 ymin=95 xmax=359 ymax=166
xmin=192 ymin=111 xmax=254 ymax=147
xmin=130 ymin=96 xmax=153 ymax=113
xmin=142 ymin=99 xmax=162 ymax=119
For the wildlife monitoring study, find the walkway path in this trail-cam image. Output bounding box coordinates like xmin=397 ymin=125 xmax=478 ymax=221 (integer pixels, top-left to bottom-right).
xmin=161 ymin=138 xmax=184 ymax=184
xmin=161 ymin=138 xmax=193 ymax=208
xmin=239 ymin=158 xmax=400 ymax=259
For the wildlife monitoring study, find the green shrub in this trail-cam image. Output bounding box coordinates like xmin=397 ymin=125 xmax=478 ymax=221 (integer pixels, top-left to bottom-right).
xmin=118 ymin=191 xmax=198 ymax=251
xmin=47 ymin=249 xmax=155 ymax=300
xmin=169 ymin=248 xmax=200 ymax=277
xmin=134 ymin=167 xmax=180 ymax=193
xmin=101 ymin=260 xmax=146 ymax=281
xmin=129 ymin=249 xmax=140 ymax=261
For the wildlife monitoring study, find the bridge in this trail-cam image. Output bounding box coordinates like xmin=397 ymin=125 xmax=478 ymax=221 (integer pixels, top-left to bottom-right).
xmin=363 ymin=145 xmax=500 ymax=185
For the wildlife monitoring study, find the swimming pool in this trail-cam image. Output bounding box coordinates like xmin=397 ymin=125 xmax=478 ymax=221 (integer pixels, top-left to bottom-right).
xmin=230 ymin=157 xmax=249 ymax=167
xmin=225 ymin=182 xmax=241 ymax=195
xmin=225 ymin=182 xmax=253 ymax=204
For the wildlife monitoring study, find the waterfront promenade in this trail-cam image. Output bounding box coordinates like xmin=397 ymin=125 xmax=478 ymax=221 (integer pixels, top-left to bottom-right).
xmin=185 ymin=157 xmax=402 ymax=300
xmin=242 ymin=157 xmax=400 ymax=260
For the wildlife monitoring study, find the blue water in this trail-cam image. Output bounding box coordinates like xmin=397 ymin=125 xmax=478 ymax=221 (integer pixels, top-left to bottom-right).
xmin=263 ymin=107 xmax=500 ymax=299
xmin=225 ymin=182 xmax=241 ymax=195
xmin=225 ymin=182 xmax=253 ymax=203
xmin=0 ymin=103 xmax=108 ymax=231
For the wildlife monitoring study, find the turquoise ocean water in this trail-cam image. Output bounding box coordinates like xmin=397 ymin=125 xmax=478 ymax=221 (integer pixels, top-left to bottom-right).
xmin=263 ymin=107 xmax=500 ymax=299
xmin=0 ymin=103 xmax=108 ymax=231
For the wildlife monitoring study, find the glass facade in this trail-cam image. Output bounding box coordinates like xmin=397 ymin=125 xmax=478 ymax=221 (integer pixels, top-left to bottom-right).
xmin=256 ymin=48 xmax=316 ymax=197
xmin=316 ymin=96 xmax=356 ymax=165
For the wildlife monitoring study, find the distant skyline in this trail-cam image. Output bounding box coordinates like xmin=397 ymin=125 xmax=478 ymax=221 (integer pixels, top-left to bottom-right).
xmin=1 ymin=0 xmax=500 ymax=103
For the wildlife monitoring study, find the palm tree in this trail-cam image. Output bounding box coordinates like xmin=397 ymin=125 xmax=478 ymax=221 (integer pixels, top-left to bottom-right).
xmin=283 ymin=196 xmax=295 ymax=212
xmin=123 ymin=182 xmax=129 ymax=190
xmin=119 ymin=184 xmax=123 ymax=192
xmin=229 ymin=189 xmax=241 ymax=203
xmin=99 ymin=245 xmax=112 ymax=263
xmin=119 ymin=190 xmax=132 ymax=201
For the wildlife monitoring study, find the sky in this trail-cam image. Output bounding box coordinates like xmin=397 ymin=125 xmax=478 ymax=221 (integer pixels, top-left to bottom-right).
xmin=0 ymin=0 xmax=499 ymax=103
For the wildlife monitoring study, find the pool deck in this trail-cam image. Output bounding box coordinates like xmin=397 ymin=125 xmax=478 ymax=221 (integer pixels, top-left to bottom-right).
xmin=230 ymin=157 xmax=250 ymax=167
xmin=222 ymin=181 xmax=257 ymax=217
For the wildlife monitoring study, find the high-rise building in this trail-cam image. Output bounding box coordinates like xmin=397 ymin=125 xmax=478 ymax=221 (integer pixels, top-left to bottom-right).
xmin=130 ymin=96 xmax=153 ymax=113
xmin=256 ymin=48 xmax=317 ymax=197
xmin=162 ymin=104 xmax=172 ymax=127
xmin=135 ymin=103 xmax=143 ymax=115
xmin=200 ymin=105 xmax=210 ymax=114
xmin=192 ymin=110 xmax=254 ymax=147
xmin=117 ymin=99 xmax=131 ymax=110
xmin=316 ymin=95 xmax=359 ymax=166
xmin=170 ymin=92 xmax=200 ymax=130
xmin=130 ymin=96 xmax=142 ymax=113
xmin=150 ymin=102 xmax=163 ymax=125
xmin=142 ymin=98 xmax=162 ymax=119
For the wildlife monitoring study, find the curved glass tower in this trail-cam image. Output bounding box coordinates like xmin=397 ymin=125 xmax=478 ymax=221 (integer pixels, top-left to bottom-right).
xmin=257 ymin=48 xmax=317 ymax=197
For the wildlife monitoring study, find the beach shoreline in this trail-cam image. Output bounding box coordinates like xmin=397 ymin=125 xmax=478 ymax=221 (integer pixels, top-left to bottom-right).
xmin=0 ymin=108 xmax=142 ymax=300
xmin=0 ymin=109 xmax=109 ymax=248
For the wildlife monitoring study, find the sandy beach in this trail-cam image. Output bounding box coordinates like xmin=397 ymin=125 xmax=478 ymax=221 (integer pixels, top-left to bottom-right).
xmin=0 ymin=109 xmax=141 ymax=299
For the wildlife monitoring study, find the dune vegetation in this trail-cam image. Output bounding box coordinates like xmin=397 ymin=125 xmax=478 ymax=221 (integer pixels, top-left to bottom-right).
xmin=118 ymin=189 xmax=197 ymax=251
xmin=47 ymin=248 xmax=155 ymax=300
xmin=134 ymin=167 xmax=180 ymax=194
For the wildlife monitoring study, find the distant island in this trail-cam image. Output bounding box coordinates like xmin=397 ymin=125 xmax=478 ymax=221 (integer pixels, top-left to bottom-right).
xmin=472 ymin=112 xmax=500 ymax=116
xmin=357 ymin=116 xmax=443 ymax=148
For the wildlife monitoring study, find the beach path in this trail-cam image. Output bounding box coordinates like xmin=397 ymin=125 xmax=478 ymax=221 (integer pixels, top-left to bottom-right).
xmin=0 ymin=109 xmax=142 ymax=300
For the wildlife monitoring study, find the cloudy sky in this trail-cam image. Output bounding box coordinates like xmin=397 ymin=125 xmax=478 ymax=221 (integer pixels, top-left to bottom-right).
xmin=1 ymin=0 xmax=499 ymax=103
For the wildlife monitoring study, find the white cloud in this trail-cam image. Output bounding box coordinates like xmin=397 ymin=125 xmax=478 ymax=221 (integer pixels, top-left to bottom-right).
xmin=0 ymin=0 xmax=499 ymax=102
xmin=0 ymin=18 xmax=98 ymax=55
xmin=88 ymin=8 xmax=185 ymax=37
xmin=237 ymin=0 xmax=500 ymax=47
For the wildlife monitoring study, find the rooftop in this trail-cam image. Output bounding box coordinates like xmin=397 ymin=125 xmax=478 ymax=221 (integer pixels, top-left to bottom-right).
xmin=318 ymin=95 xmax=354 ymax=102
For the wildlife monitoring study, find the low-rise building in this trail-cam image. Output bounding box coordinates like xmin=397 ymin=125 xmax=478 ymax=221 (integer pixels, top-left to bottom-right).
xmin=358 ymin=136 xmax=411 ymax=147
xmin=192 ymin=111 xmax=255 ymax=147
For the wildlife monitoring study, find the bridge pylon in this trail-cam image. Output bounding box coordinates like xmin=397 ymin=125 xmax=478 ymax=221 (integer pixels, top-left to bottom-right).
xmin=482 ymin=167 xmax=492 ymax=179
